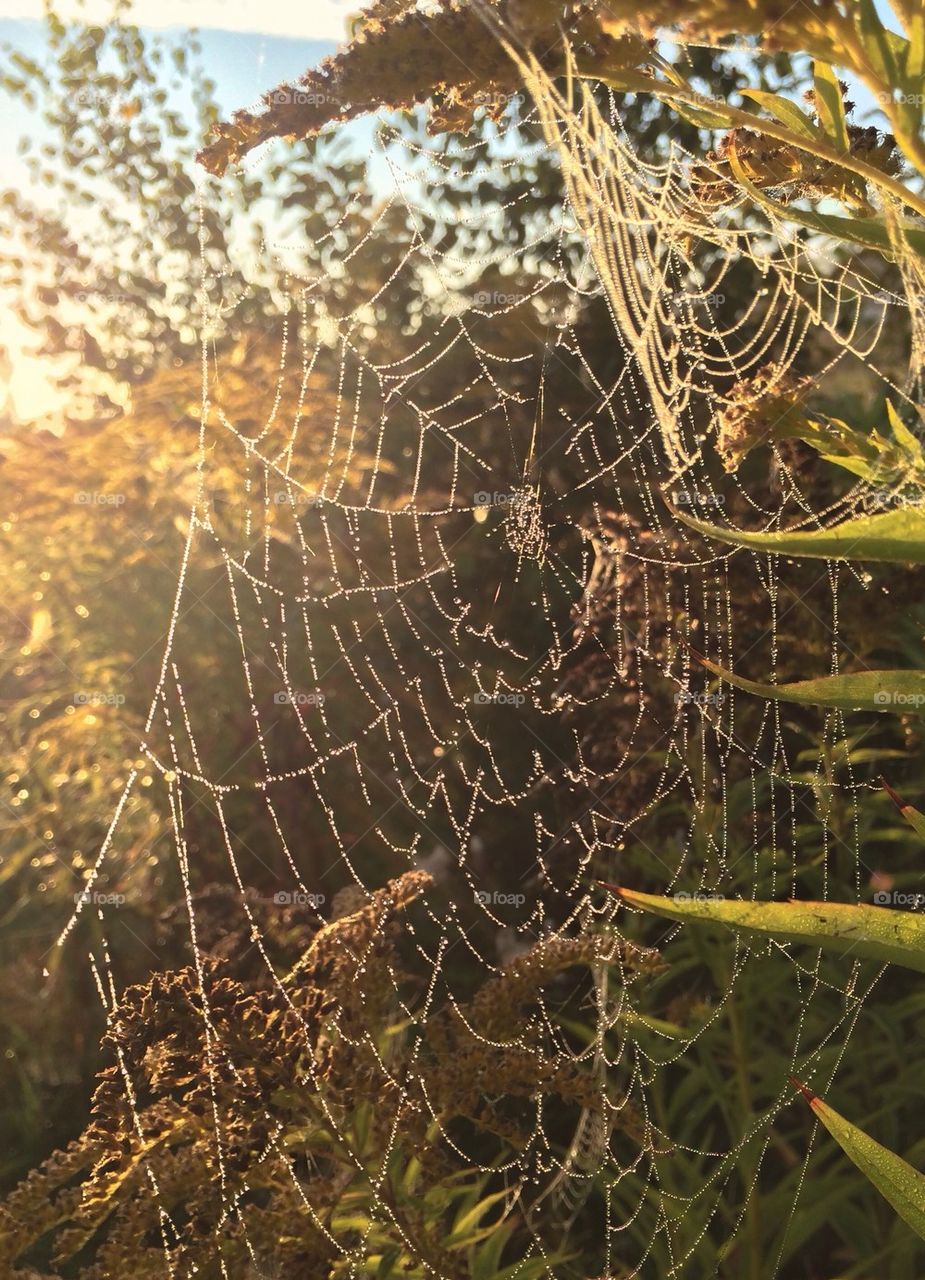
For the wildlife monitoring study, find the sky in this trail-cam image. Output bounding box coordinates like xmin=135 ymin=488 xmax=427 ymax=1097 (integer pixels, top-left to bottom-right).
xmin=0 ymin=0 xmax=353 ymax=39
xmin=0 ymin=0 xmax=907 ymax=418
xmin=0 ymin=4 xmax=343 ymax=418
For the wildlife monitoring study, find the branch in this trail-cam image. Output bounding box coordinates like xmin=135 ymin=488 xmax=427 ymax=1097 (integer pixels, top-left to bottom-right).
xmin=586 ymin=66 xmax=925 ymax=221
xmin=196 ymin=1 xmax=645 ymax=173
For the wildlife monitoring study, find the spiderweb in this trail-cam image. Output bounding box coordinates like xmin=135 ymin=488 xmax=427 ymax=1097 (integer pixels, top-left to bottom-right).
xmin=55 ymin=36 xmax=924 ymax=1280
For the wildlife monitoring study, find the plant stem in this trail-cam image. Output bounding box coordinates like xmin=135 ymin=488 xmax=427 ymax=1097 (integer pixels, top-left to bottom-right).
xmin=584 ymin=66 xmax=925 ymax=221
xmin=727 ymin=983 xmax=762 ymax=1280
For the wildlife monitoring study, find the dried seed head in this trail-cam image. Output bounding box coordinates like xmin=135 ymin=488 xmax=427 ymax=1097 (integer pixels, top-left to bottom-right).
xmin=716 ymin=364 xmax=814 ymax=471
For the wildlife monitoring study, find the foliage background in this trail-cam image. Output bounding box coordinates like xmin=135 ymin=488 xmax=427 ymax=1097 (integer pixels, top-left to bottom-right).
xmin=0 ymin=4 xmax=924 ymax=1277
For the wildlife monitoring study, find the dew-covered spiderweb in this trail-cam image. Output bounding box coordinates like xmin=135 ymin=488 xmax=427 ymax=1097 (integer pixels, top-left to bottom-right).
xmin=57 ymin=34 xmax=924 ymax=1279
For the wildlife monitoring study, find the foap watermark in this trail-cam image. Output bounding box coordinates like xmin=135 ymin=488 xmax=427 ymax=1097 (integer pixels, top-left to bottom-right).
xmin=675 ymin=689 xmax=725 ymax=708
xmin=271 ymin=88 xmax=340 ymax=106
xmin=472 ymin=691 xmax=526 ymax=706
xmin=272 ymin=890 xmax=326 ymax=907
xmin=865 ymin=490 xmax=924 ymax=513
xmin=473 ymin=291 xmax=526 ymax=308
xmin=274 ymin=690 xmax=326 ymax=706
xmin=873 ymin=689 xmax=925 ymax=708
xmin=865 ymin=489 xmax=904 ymax=510
xmin=74 ymin=691 xmax=126 ymax=707
xmin=471 ymin=89 xmax=524 ymax=113
xmin=74 ymin=890 xmax=126 ymax=907
xmin=73 ymin=290 xmax=135 ymax=306
xmin=873 ymin=890 xmax=924 ymax=907
xmin=668 ymin=291 xmax=725 ymax=311
xmin=475 ymin=890 xmax=526 ymax=906
xmin=877 ymin=91 xmax=925 ymax=107
xmin=673 ymin=890 xmax=725 ymax=903
xmin=473 ymin=490 xmax=530 ymax=507
xmin=74 ymin=491 xmax=125 ymax=507
xmin=672 ymin=489 xmax=724 ymax=507
xmin=681 ymin=88 xmax=723 ymax=113
xmin=272 ymin=490 xmax=322 ymax=507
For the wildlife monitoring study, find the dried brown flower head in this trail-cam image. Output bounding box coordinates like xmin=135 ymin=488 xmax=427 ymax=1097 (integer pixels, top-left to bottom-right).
xmin=197 ymin=1 xmax=648 ymax=173
xmin=716 ymin=363 xmax=813 ymax=471
xmin=1 ymin=872 xmax=640 ymax=1278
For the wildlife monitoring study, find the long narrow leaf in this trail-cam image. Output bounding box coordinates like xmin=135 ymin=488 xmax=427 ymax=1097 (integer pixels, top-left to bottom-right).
xmin=909 ymin=9 xmax=925 ymax=80
xmin=858 ymin=0 xmax=901 ymax=87
xmin=654 ymin=57 xmax=731 ymax=128
xmin=676 ymin=505 xmax=925 ymax=563
xmin=763 ymin=195 xmax=925 ymax=259
xmin=446 ymin=1187 xmax=510 ymax=1247
xmin=885 ymin=400 xmax=924 ymax=459
xmin=792 ymin=1080 xmax=925 ymax=1240
xmin=493 ymin=1260 xmax=560 ymax=1280
xmin=739 ymin=88 xmax=821 ymax=140
xmin=882 ymin=778 xmax=925 ymax=838
xmin=691 ymin=651 xmax=925 ymax=714
xmin=813 ymin=62 xmax=850 ymax=154
xmin=603 ymin=885 xmax=925 ymax=972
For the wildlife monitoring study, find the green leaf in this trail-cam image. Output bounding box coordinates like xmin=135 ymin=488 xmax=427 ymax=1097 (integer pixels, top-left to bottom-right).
xmin=446 ymin=1187 xmax=509 ymax=1248
xmin=721 ymin=157 xmax=925 ymax=259
xmin=472 ymin=1219 xmax=515 ymax=1280
xmin=671 ymin=96 xmax=734 ymax=130
xmin=786 ymin=203 xmax=925 ymax=259
xmin=813 ymin=62 xmax=850 ymax=154
xmin=675 ymin=504 xmax=925 ymax=564
xmin=882 ymin=778 xmax=925 ymax=838
xmin=692 ymin=651 xmax=925 ymax=715
xmin=885 ymin=400 xmax=924 ymax=460
xmin=908 ymin=9 xmax=925 ymax=81
xmin=492 ymin=1260 xmax=559 ymax=1280
xmin=811 ymin=450 xmax=877 ymax=481
xmin=772 ymin=1178 xmax=865 ymax=1268
xmin=619 ymin=1007 xmax=686 ymax=1040
xmin=648 ymin=59 xmax=731 ymax=129
xmin=377 ymin=1246 xmax=402 ymax=1277
xmin=330 ymin=1211 xmax=374 ymax=1233
xmin=792 ymin=1081 xmax=925 ymax=1239
xmin=739 ymin=88 xmax=821 ymax=140
xmin=858 ymin=0 xmax=911 ymax=86
xmin=604 ymin=886 xmax=925 ymax=972
xmin=899 ymin=804 xmax=925 ymax=838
